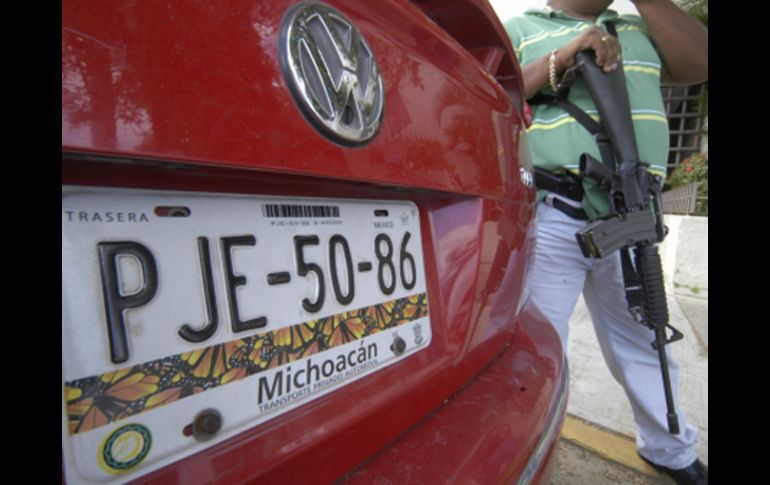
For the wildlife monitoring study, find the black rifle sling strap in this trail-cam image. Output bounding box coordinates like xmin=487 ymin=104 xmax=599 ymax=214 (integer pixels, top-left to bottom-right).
xmin=529 ymin=22 xmax=618 ymax=170
xmin=620 ymin=247 xmax=646 ymax=321
xmin=553 ymin=90 xmax=616 ymax=172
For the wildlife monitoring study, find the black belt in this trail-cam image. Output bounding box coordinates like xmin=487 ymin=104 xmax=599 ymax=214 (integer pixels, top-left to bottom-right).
xmin=533 ymin=167 xmax=583 ymax=202
xmin=549 ymin=197 xmax=589 ymax=220
xmin=534 ymin=167 xmax=589 ymax=220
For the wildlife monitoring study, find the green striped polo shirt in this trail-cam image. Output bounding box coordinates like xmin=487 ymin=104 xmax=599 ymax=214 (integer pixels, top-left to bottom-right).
xmin=504 ymin=8 xmax=669 ymax=220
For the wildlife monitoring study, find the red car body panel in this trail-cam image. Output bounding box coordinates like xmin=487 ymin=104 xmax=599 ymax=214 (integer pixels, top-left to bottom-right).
xmin=62 ymin=0 xmax=526 ymax=200
xmin=61 ymin=1 xmax=566 ymax=483
xmin=342 ymin=303 xmax=565 ymax=485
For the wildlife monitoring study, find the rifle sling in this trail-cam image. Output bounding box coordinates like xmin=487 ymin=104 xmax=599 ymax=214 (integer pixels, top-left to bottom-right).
xmin=620 ymin=247 xmax=645 ymax=318
xmin=528 ymin=21 xmax=619 ymax=170
xmin=529 ymin=92 xmax=617 ymax=171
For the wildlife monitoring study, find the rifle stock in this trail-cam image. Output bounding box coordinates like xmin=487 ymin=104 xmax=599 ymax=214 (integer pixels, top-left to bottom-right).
xmin=574 ymin=50 xmax=639 ymax=168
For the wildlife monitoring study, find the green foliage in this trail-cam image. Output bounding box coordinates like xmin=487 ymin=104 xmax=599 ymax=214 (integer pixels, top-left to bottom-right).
xmin=677 ymin=0 xmax=708 ymax=25
xmin=669 ymin=152 xmax=708 ymax=214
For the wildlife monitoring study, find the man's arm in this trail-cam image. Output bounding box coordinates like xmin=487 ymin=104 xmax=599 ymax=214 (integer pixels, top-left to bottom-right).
xmin=522 ymin=26 xmax=621 ymax=99
xmin=631 ymin=0 xmax=708 ymax=84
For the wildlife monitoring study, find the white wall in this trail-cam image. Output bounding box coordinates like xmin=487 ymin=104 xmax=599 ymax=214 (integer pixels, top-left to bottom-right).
xmin=488 ymin=0 xmax=641 ymax=23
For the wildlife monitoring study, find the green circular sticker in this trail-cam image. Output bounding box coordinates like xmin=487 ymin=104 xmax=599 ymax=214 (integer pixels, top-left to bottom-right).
xmin=99 ymin=424 xmax=152 ymax=473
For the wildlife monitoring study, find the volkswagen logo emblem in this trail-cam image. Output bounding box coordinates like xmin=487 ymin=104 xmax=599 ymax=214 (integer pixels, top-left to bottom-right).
xmin=280 ymin=3 xmax=385 ymax=146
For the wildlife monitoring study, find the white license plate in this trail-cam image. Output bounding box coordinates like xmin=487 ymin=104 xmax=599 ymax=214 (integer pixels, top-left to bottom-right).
xmin=61 ymin=186 xmax=431 ymax=484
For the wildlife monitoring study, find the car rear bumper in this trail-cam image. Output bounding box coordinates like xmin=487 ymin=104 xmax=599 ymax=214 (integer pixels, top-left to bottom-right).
xmin=340 ymin=300 xmax=567 ymax=484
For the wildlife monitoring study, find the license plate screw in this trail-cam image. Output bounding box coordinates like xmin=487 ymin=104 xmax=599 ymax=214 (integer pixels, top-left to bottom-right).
xmin=192 ymin=409 xmax=223 ymax=442
xmin=390 ymin=335 xmax=406 ymax=356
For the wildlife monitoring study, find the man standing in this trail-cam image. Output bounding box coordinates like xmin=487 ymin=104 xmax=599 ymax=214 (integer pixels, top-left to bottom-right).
xmin=503 ymin=1 xmax=707 ymax=484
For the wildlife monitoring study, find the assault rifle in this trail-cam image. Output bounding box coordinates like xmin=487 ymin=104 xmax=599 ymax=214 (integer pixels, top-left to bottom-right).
xmin=559 ymin=49 xmax=684 ymax=434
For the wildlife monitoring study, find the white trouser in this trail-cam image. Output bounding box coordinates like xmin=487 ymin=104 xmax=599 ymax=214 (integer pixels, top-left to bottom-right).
xmin=529 ymin=201 xmax=699 ymax=469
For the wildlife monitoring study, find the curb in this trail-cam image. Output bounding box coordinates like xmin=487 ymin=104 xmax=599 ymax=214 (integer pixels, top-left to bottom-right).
xmin=559 ymin=414 xmax=660 ymax=476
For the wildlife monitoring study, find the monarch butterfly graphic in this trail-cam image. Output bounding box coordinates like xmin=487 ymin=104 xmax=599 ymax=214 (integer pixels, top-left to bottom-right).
xmin=180 ymin=345 xmax=230 ymax=379
xmin=65 ymin=293 xmax=429 ymax=435
xmin=368 ymin=299 xmax=399 ymax=335
xmin=399 ymin=293 xmax=428 ymax=324
xmin=66 ymin=370 xmax=159 ymax=434
xmin=145 ymin=384 xmax=205 ymax=410
xmin=323 ymin=313 xmax=368 ymax=348
xmin=273 ymin=322 xmax=318 ymax=351
xmin=299 ymin=335 xmax=327 ymax=358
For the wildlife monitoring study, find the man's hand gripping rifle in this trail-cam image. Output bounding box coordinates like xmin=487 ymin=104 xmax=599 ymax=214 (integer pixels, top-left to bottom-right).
xmin=564 ymin=50 xmax=684 ymax=434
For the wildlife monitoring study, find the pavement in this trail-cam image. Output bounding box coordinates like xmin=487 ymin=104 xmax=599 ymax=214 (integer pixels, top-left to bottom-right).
xmin=552 ymin=215 xmax=708 ymax=483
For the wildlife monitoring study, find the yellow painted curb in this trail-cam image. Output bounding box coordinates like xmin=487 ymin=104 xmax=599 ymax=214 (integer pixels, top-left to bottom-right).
xmin=560 ymin=414 xmax=660 ymax=476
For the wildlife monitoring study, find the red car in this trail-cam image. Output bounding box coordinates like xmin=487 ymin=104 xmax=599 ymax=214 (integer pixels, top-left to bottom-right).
xmin=61 ymin=1 xmax=567 ymax=483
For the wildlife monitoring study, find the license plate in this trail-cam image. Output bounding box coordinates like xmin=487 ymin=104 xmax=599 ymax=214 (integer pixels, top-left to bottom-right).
xmin=61 ymin=186 xmax=431 ymax=484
